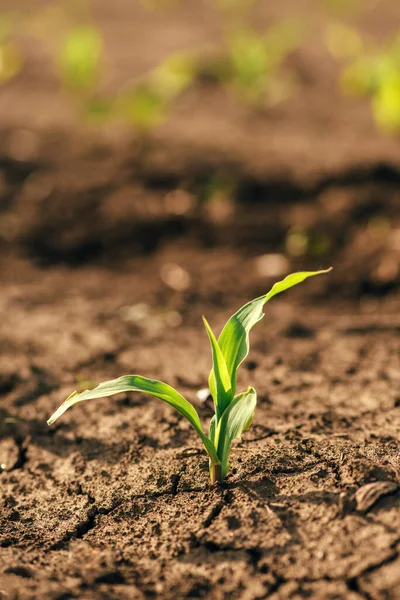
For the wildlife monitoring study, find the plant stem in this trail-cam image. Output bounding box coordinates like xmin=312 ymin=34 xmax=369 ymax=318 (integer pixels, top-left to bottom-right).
xmin=211 ymin=463 xmax=223 ymax=484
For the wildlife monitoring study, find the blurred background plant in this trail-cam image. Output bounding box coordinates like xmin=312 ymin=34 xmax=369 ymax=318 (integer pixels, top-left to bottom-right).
xmin=197 ymin=19 xmax=304 ymax=107
xmin=321 ymin=0 xmax=400 ymax=134
xmin=0 ymin=0 xmax=398 ymax=134
xmin=0 ymin=1 xmax=198 ymax=131
xmin=0 ymin=0 xmax=305 ymax=130
xmin=334 ymin=27 xmax=400 ymax=133
xmin=0 ymin=11 xmax=23 ymax=85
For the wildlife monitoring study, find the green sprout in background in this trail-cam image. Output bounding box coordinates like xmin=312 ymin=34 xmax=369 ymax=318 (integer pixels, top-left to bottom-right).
xmin=56 ymin=15 xmax=196 ymax=130
xmin=228 ymin=21 xmax=303 ymax=104
xmin=0 ymin=12 xmax=23 ymax=84
xmin=118 ymin=52 xmax=196 ymax=131
xmin=198 ymin=20 xmax=303 ymax=106
xmin=0 ymin=0 xmax=397 ymax=134
xmin=48 ymin=269 xmax=331 ymax=484
xmin=328 ymin=23 xmax=400 ymax=133
xmin=50 ymin=1 xmax=303 ymax=121
xmin=59 ymin=24 xmax=103 ymax=91
xmin=57 ymin=23 xmax=114 ymax=125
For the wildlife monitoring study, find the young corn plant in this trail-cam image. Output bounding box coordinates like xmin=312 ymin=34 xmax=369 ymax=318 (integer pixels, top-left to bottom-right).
xmin=48 ymin=269 xmax=330 ymax=483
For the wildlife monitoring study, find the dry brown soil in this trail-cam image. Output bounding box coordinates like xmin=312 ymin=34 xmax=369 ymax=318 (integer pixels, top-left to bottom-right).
xmin=1 ymin=1 xmax=400 ymax=599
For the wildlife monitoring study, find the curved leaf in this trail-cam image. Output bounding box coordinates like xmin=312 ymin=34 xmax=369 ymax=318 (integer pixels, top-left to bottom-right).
xmin=203 ymin=316 xmax=233 ymax=417
xmin=208 ymin=414 xmax=217 ymax=446
xmin=212 ymin=269 xmax=331 ymax=396
xmin=215 ymin=387 xmax=257 ymax=478
xmin=208 ymin=413 xmax=218 ymax=480
xmin=48 ymin=375 xmax=219 ymax=465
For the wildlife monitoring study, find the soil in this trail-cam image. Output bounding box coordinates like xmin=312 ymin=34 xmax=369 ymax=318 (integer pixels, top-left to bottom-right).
xmin=1 ymin=1 xmax=400 ymax=599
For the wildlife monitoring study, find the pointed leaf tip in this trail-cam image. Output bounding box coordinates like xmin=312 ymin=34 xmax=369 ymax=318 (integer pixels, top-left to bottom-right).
xmin=203 ymin=316 xmax=233 ymax=416
xmin=209 ymin=268 xmax=331 ymax=398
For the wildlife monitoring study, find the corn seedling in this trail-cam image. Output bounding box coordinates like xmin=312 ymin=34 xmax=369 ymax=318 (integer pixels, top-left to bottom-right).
xmin=48 ymin=269 xmax=330 ymax=483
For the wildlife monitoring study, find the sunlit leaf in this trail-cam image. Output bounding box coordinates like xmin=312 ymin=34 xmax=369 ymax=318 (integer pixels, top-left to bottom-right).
xmin=203 ymin=316 xmax=233 ymax=417
xmin=209 ymin=414 xmax=217 ymax=445
xmin=48 ymin=270 xmax=331 ymax=484
xmin=48 ymin=375 xmax=220 ymax=465
xmin=215 ymin=387 xmax=257 ymax=478
xmin=211 ymin=269 xmax=332 ymax=397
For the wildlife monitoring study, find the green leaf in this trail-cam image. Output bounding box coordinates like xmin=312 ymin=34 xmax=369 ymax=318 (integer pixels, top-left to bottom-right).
xmin=212 ymin=269 xmax=331 ymax=397
xmin=208 ymin=413 xmax=217 ymax=479
xmin=264 ymin=269 xmax=331 ymax=302
xmin=59 ymin=25 xmax=103 ymax=90
xmin=202 ymin=316 xmax=233 ymax=417
xmin=215 ymin=387 xmax=257 ymax=478
xmin=209 ymin=414 xmax=217 ymax=446
xmin=48 ymin=375 xmax=219 ymax=465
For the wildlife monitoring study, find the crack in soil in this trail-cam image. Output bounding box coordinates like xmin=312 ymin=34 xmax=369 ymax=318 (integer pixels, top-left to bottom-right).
xmin=180 ymin=535 xmax=400 ymax=597
xmin=255 ymin=542 xmax=400 ymax=599
xmin=46 ymin=477 xmax=192 ymax=552
xmin=346 ymin=578 xmax=375 ymax=600
xmin=346 ymin=542 xmax=400 ymax=600
xmin=9 ymin=435 xmax=30 ymax=471
xmin=202 ymin=501 xmax=224 ymax=528
xmin=48 ymin=505 xmax=99 ymax=551
xmin=46 ymin=488 xmax=125 ymax=551
xmin=170 ymin=472 xmax=181 ymax=495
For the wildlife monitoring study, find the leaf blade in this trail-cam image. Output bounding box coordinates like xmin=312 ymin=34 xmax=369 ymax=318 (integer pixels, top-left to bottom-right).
xmin=48 ymin=375 xmax=219 ymax=465
xmin=203 ymin=316 xmax=233 ymax=417
xmin=214 ymin=269 xmax=331 ymax=396
xmin=264 ymin=269 xmax=332 ymax=302
xmin=215 ymin=387 xmax=257 ymax=478
xmin=209 ymin=414 xmax=217 ymax=446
